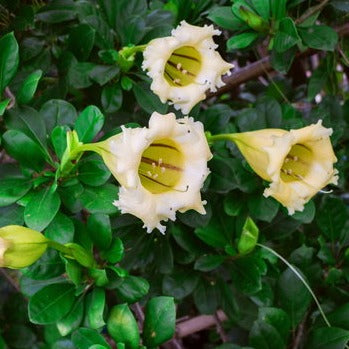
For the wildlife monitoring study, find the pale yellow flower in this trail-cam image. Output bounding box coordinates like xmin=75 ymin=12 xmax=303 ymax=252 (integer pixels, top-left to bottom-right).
xmin=142 ymin=21 xmax=233 ymax=114
xmin=231 ymin=120 xmax=338 ymax=214
xmin=0 ymin=225 xmax=48 ymax=269
xmin=99 ymin=112 xmax=212 ymax=233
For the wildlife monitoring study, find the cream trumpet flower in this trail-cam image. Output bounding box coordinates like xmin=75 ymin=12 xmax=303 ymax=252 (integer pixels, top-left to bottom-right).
xmin=98 ymin=112 xmax=212 ymax=234
xmin=0 ymin=225 xmax=48 ymax=269
xmin=221 ymin=121 xmax=338 ymax=214
xmin=142 ymin=20 xmax=233 ymax=114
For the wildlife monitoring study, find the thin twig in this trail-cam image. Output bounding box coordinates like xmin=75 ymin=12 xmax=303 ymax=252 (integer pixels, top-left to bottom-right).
xmin=206 ymin=23 xmax=349 ymax=99
xmin=132 ymin=302 xmax=145 ymax=328
xmin=214 ymin=311 xmax=228 ymax=343
xmin=0 ymin=269 xmax=20 ymax=291
xmin=4 ymin=86 xmax=16 ymax=109
xmin=295 ymin=0 xmax=330 ymax=25
xmin=292 ymin=311 xmax=309 ymax=349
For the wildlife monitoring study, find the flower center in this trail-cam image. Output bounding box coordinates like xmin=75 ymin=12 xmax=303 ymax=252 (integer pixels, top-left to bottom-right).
xmin=164 ymin=46 xmax=202 ymax=87
xmin=280 ymin=144 xmax=312 ymax=182
xmin=138 ymin=138 xmax=185 ymax=194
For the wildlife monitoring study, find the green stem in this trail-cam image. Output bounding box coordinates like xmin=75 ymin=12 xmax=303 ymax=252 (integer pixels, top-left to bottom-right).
xmin=206 ymin=133 xmax=239 ymax=143
xmin=120 ymin=44 xmax=147 ymax=59
xmin=48 ymin=240 xmax=72 ymax=255
xmin=257 ymin=243 xmax=331 ymax=327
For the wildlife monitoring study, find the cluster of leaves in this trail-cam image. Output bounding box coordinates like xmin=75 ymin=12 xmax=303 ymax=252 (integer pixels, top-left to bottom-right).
xmin=0 ymin=0 xmax=349 ymax=348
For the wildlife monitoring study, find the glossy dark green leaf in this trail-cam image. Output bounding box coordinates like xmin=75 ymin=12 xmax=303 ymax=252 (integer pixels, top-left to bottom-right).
xmin=107 ymin=304 xmax=140 ymax=349
xmin=57 ymin=297 xmax=84 ymax=336
xmin=277 ymin=267 xmax=311 ymax=328
xmin=2 ymin=129 xmax=46 ymax=171
xmin=0 ymin=205 xmax=24 ymax=227
xmin=78 ymin=155 xmax=111 ymax=186
xmin=143 ymin=296 xmax=175 ymax=347
xmin=29 ymin=283 xmax=76 ymax=324
xmin=0 ymin=177 xmax=32 ymax=207
xmin=17 ymin=70 xmax=43 ymax=104
xmin=115 ymin=275 xmax=149 ymax=303
xmin=80 ymin=184 xmax=119 ymax=214
xmin=51 ymin=125 xmax=69 ymax=160
xmin=89 ymin=65 xmax=119 ymax=86
xmin=0 ymin=99 xmax=10 ymax=116
xmin=208 ymin=6 xmax=245 ymax=30
xmin=299 ymin=25 xmax=338 ymax=51
xmin=36 ymin=0 xmax=77 ymax=23
xmin=270 ymin=0 xmax=286 ymax=19
xmin=248 ymin=194 xmax=279 ymax=222
xmin=194 ymin=255 xmax=226 ymax=272
xmin=193 ymin=278 xmax=219 ymax=314
xmin=227 ymin=31 xmax=259 ymax=50
xmin=45 ymin=212 xmax=74 ymax=244
xmin=0 ymin=32 xmax=19 ymax=93
xmin=72 ymin=328 xmax=110 ymax=349
xmin=307 ymin=327 xmax=349 ymax=349
xmin=316 ymin=196 xmax=347 ymax=241
xmin=274 ymin=17 xmax=300 ymax=52
xmin=75 ymin=105 xmax=104 ymax=143
xmin=86 ymin=288 xmax=105 ymax=329
xmin=101 ymin=85 xmax=123 ymax=113
xmin=68 ymin=23 xmax=95 ymax=61
xmin=87 ymin=213 xmax=112 ymax=249
xmin=40 ymin=99 xmax=77 ymax=133
xmin=24 ymin=186 xmax=61 ymax=231
xmin=133 ymin=81 xmax=168 ymax=114
xmin=100 ymin=237 xmax=124 ymax=263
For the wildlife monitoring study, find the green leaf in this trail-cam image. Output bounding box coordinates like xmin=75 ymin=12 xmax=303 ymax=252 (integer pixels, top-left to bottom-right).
xmin=100 ymin=237 xmax=124 ymax=263
xmin=2 ymin=129 xmax=46 ymax=171
xmin=194 ymin=255 xmax=225 ymax=272
xmin=133 ymin=82 xmax=168 ymax=114
xmin=75 ymin=105 xmax=104 ymax=143
xmin=271 ymin=46 xmax=297 ymax=73
xmin=40 ymin=99 xmax=77 ymax=133
xmin=308 ymin=65 xmax=328 ymax=100
xmin=0 ymin=32 xmax=19 ymax=93
xmin=0 ymin=177 xmax=32 ymax=207
xmin=87 ymin=213 xmax=112 ymax=250
xmin=238 ymin=217 xmax=259 ymax=255
xmin=0 ymin=98 xmax=9 ymax=117
xmin=101 ymin=85 xmax=123 ymax=113
xmin=78 ymin=155 xmax=111 ymax=187
xmin=316 ymin=196 xmax=347 ymax=241
xmin=45 ymin=212 xmax=74 ymax=244
xmin=80 ymin=184 xmax=119 ymax=214
xmin=307 ymin=327 xmax=349 ymax=349
xmin=194 ymin=278 xmax=220 ymax=314
xmin=270 ymin=0 xmax=286 ymax=19
xmin=248 ymin=194 xmax=279 ymax=222
xmin=259 ymin=307 xmax=291 ymax=339
xmin=274 ymin=17 xmax=300 ymax=52
xmin=36 ymin=0 xmax=77 ymax=23
xmin=51 ymin=125 xmax=69 ymax=160
xmin=227 ymin=32 xmax=259 ymax=50
xmin=72 ymin=328 xmax=110 ymax=349
xmin=231 ymin=255 xmax=267 ymax=294
xmin=162 ymin=268 xmax=200 ymax=299
xmin=277 ymin=267 xmax=311 ymax=328
xmin=115 ymin=276 xmax=149 ymax=303
xmin=29 ymin=283 xmax=76 ymax=324
xmin=17 ymin=70 xmax=43 ymax=104
xmin=68 ymin=23 xmax=95 ymax=61
xmin=0 ymin=205 xmax=24 ymax=227
xmin=207 ymin=6 xmax=245 ymax=30
xmin=89 ymin=65 xmax=119 ymax=86
xmin=249 ymin=322 xmax=284 ymax=349
xmin=86 ymin=288 xmax=106 ymax=329
xmin=57 ymin=297 xmax=84 ymax=336
xmin=251 ymin=0 xmax=270 ymax=20
xmin=107 ymin=304 xmax=140 ymax=349
xmin=24 ymin=186 xmax=61 ymax=231
xmin=195 ymin=217 xmax=231 ymax=248
xmin=299 ymin=25 xmax=338 ymax=51
xmin=143 ymin=296 xmax=176 ymax=347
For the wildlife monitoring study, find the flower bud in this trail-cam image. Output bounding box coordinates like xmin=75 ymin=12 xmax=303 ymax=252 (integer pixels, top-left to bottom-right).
xmin=0 ymin=225 xmax=48 ymax=269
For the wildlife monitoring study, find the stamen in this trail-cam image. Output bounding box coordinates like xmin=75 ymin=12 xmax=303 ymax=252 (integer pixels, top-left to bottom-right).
xmin=161 ymin=167 xmax=166 ymax=173
xmin=176 ymin=63 xmax=182 ymax=70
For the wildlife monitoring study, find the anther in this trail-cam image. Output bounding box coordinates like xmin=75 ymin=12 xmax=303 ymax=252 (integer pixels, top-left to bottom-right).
xmin=161 ymin=167 xmax=166 ymax=173
xmin=182 ymin=69 xmax=188 ymax=75
xmin=153 ymin=174 xmax=158 ymax=179
xmin=147 ymin=171 xmax=152 ymax=177
xmin=158 ymin=158 xmax=163 ymax=166
xmin=152 ymin=162 xmax=156 ymax=167
xmin=174 ymin=78 xmax=181 ymax=85
xmin=176 ymin=63 xmax=182 ymax=70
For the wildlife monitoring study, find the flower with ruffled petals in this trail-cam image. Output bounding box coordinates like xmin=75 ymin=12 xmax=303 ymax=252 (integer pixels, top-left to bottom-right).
xmin=99 ymin=112 xmax=212 ymax=234
xmin=231 ymin=120 xmax=338 ymax=214
xmin=142 ymin=21 xmax=233 ymax=114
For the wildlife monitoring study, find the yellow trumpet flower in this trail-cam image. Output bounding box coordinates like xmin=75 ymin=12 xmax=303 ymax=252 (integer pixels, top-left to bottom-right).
xmin=210 ymin=120 xmax=338 ymax=214
xmin=97 ymin=112 xmax=212 ymax=234
xmin=142 ymin=21 xmax=233 ymax=114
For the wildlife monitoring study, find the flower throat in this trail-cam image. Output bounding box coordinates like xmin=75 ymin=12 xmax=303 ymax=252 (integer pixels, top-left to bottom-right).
xmin=164 ymin=46 xmax=202 ymax=87
xmin=138 ymin=139 xmax=184 ymax=194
